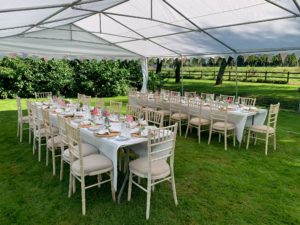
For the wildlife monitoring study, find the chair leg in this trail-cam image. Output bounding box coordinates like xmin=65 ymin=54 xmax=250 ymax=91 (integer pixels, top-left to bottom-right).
xmin=218 ymin=133 xmax=221 ymax=143
xmin=46 ymin=147 xmax=49 ymax=166
xmin=127 ymin=171 xmax=133 ymax=201
xmin=60 ymin=147 xmax=64 ymax=181
xmin=208 ymin=127 xmax=212 ymax=145
xmin=110 ymin=171 xmax=116 ymax=202
xmin=254 ymin=134 xmax=257 ymax=145
xmin=171 ymin=168 xmax=178 ymax=206
xmin=17 ymin=121 xmax=20 ymax=137
xmin=224 ymin=131 xmax=227 ymax=151
xmin=68 ymin=172 xmax=73 ymax=198
xmin=73 ymin=176 xmax=76 ymax=193
xmin=20 ymin=123 xmax=23 ymax=142
xmin=33 ymin=137 xmax=36 ymax=155
xmin=233 ymin=130 xmax=236 ymax=147
xmin=185 ymin=123 xmax=189 ymax=138
xmin=246 ymin=130 xmax=251 ymax=150
xmin=97 ymin=174 xmax=102 ymax=188
xmin=273 ymin=133 xmax=277 ymax=151
xmin=29 ymin=128 xmax=32 ymax=144
xmin=52 ymin=149 xmax=56 ymax=176
xmin=146 ymin=178 xmax=152 ymax=220
xmin=265 ymin=134 xmax=269 ymax=156
xmin=81 ymin=177 xmax=86 ymax=215
xmin=38 ymin=136 xmax=42 ymax=162
xmin=198 ymin=126 xmax=201 ymax=144
xmin=179 ymin=120 xmax=182 ymax=136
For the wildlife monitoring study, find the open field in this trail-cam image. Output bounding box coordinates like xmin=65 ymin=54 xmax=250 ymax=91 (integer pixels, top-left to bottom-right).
xmin=1 ymin=97 xmax=300 ymax=225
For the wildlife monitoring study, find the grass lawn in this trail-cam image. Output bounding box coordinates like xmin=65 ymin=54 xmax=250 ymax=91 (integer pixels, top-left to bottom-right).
xmin=164 ymin=79 xmax=300 ymax=111
xmin=1 ymin=95 xmax=300 ymax=225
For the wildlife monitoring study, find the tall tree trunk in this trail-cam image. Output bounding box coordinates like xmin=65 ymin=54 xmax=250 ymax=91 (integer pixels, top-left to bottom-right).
xmin=156 ymin=58 xmax=163 ymax=74
xmin=215 ymin=56 xmax=234 ymax=85
xmin=174 ymin=58 xmax=181 ymax=83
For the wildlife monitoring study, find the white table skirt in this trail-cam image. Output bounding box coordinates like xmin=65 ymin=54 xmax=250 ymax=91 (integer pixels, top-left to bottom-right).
xmin=128 ymin=96 xmax=268 ymax=143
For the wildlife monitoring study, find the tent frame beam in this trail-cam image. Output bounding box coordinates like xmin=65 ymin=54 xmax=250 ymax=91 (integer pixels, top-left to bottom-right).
xmin=162 ymin=0 xmax=237 ymax=53
xmin=264 ymin=0 xmax=299 ymax=16
xmin=104 ymin=14 xmax=180 ymax=55
xmin=292 ymin=0 xmax=300 ymax=13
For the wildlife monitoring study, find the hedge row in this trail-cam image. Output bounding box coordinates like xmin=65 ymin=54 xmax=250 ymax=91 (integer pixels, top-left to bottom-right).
xmin=0 ymin=57 xmax=143 ymax=99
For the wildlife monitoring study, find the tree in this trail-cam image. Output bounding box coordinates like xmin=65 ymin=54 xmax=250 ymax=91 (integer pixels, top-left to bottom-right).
xmin=174 ymin=58 xmax=181 ymax=83
xmin=215 ymin=56 xmax=234 ymax=85
xmin=236 ymin=55 xmax=244 ymax=67
xmin=284 ymin=54 xmax=298 ymax=66
xmin=155 ymin=58 xmax=163 ymax=74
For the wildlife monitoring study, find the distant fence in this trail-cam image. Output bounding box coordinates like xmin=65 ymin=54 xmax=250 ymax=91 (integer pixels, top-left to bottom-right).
xmin=150 ymin=69 xmax=300 ymax=84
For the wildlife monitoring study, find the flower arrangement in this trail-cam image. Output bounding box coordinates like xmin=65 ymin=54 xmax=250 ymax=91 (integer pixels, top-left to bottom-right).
xmin=126 ymin=115 xmax=133 ymax=123
xmin=227 ymin=98 xmax=233 ymax=104
xmin=101 ymin=109 xmax=110 ymax=117
xmin=91 ymin=107 xmax=99 ymax=116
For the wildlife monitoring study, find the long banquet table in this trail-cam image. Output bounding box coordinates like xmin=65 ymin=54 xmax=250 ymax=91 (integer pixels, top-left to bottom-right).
xmin=128 ymin=96 xmax=268 ymax=143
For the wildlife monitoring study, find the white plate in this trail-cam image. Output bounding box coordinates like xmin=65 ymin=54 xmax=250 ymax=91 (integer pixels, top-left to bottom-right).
xmin=115 ymin=136 xmax=129 ymax=141
xmin=88 ymin=126 xmax=99 ymax=131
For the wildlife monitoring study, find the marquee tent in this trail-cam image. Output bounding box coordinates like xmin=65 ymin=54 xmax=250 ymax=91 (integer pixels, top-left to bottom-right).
xmin=0 ymin=0 xmax=300 ymax=58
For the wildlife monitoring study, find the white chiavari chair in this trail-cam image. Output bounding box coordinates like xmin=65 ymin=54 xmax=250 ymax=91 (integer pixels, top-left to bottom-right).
xmin=35 ymin=92 xmax=52 ymax=99
xmin=26 ymin=100 xmax=34 ymax=144
xmin=184 ymin=91 xmax=197 ymax=98
xmin=146 ymin=110 xmax=164 ymax=128
xmin=185 ymin=99 xmax=210 ymax=143
xmin=246 ymin=103 xmax=280 ymax=155
xmin=127 ymin=123 xmax=178 ymax=220
xmin=126 ymin=104 xmax=142 ymax=120
xmin=109 ymin=100 xmax=122 ymax=115
xmin=16 ymin=97 xmax=29 ymax=142
xmin=200 ymin=93 xmax=215 ymax=101
xmin=208 ymin=102 xmax=236 ymax=150
xmin=94 ymin=97 xmax=105 ymax=109
xmin=169 ymin=96 xmax=188 ymax=136
xmin=66 ymin=122 xmax=115 ymax=215
xmin=170 ymin=91 xmax=180 ymax=97
xmin=237 ymin=97 xmax=256 ymax=106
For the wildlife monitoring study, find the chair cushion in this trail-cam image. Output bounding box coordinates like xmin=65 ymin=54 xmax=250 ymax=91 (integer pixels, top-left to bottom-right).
xmin=35 ymin=128 xmax=46 ymax=136
xmin=190 ymin=117 xmax=210 ymax=125
xmin=250 ymin=125 xmax=275 ymax=133
xmin=21 ymin=116 xmax=29 ymax=123
xmin=129 ymin=157 xmax=170 ymax=178
xmin=71 ymin=154 xmax=113 ymax=175
xmin=63 ymin=143 xmax=98 ymax=161
xmin=171 ymin=113 xmax=188 ymax=120
xmin=212 ymin=122 xmax=235 ymax=130
xmin=47 ymin=135 xmax=64 ymax=148
xmin=142 ymin=107 xmax=156 ymax=112
xmin=158 ymin=109 xmax=171 ymax=115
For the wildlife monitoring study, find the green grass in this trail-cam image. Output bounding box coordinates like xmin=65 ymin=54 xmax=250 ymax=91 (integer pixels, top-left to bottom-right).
xmin=165 ymin=79 xmax=300 ymax=111
xmin=1 ymin=97 xmax=300 ymax=225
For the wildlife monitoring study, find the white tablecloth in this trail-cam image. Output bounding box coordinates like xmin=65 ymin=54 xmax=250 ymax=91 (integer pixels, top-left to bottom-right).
xmin=128 ymin=96 xmax=268 ymax=143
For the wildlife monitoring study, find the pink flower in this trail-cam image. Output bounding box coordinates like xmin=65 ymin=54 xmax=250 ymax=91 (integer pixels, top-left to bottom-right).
xmin=227 ymin=98 xmax=233 ymax=103
xmin=127 ymin=115 xmax=133 ymax=123
xmin=91 ymin=107 xmax=99 ymax=116
xmin=102 ymin=109 xmax=110 ymax=117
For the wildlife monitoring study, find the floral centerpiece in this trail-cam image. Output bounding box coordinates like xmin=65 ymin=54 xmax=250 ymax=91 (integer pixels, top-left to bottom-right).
xmin=102 ymin=109 xmax=111 ymax=127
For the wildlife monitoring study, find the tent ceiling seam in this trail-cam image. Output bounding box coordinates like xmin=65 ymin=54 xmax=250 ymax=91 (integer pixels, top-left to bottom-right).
xmin=264 ymin=0 xmax=300 ymax=16
xmin=292 ymin=0 xmax=300 ymax=12
xmin=162 ymin=0 xmax=237 ymax=54
xmin=104 ymin=13 xmax=180 ymax=56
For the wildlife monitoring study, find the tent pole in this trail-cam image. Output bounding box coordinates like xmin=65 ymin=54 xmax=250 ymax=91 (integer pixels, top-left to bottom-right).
xmin=235 ymin=55 xmax=238 ymax=100
xmin=181 ymin=56 xmax=184 ymax=96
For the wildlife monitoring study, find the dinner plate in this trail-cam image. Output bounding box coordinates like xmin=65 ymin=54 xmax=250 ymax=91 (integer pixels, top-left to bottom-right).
xmin=88 ymin=126 xmax=99 ymax=131
xmin=115 ymin=135 xmax=129 ymax=141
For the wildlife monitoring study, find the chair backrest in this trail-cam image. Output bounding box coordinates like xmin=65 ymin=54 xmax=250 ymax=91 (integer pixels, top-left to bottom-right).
xmin=35 ymin=92 xmax=52 ymax=99
xmin=41 ymin=108 xmax=52 ymax=139
xmin=210 ymin=101 xmax=228 ymax=123
xmin=110 ymin=100 xmax=122 ymax=114
xmin=126 ymin=104 xmax=142 ymax=120
xmin=65 ymin=121 xmax=83 ymax=173
xmin=237 ymin=97 xmax=256 ymax=106
xmin=219 ymin=94 xmax=235 ymax=103
xmin=31 ymin=104 xmax=43 ymax=134
xmin=95 ymin=98 xmax=105 ymax=109
xmin=188 ymin=99 xmax=203 ymax=118
xmin=201 ymin=93 xmax=215 ymax=101
xmin=147 ymin=123 xmax=178 ymax=175
xmin=154 ymin=94 xmax=165 ymax=110
xmin=57 ymin=115 xmax=68 ymax=145
xmin=170 ymin=91 xmax=180 ymax=97
xmin=169 ymin=96 xmax=182 ymax=113
xmin=77 ymin=93 xmax=83 ymax=103
xmin=82 ymin=95 xmax=91 ymax=106
xmin=26 ymin=100 xmax=33 ymax=126
xmin=184 ymin=91 xmax=197 ymax=98
xmin=267 ymin=103 xmax=280 ymax=130
xmin=139 ymin=92 xmax=149 ymax=107
xmin=146 ymin=110 xmax=164 ymax=127
xmin=16 ymin=97 xmax=22 ymax=120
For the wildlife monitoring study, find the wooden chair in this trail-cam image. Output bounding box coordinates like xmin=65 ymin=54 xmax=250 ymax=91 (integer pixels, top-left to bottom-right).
xmin=126 ymin=104 xmax=142 ymax=120
xmin=127 ymin=124 xmax=178 ymax=220
xmin=246 ymin=103 xmax=280 ymax=155
xmin=140 ymin=93 xmax=156 ymax=113
xmin=201 ymin=93 xmax=215 ymax=101
xmin=184 ymin=91 xmax=197 ymax=98
xmin=109 ymin=100 xmax=122 ymax=115
xmin=170 ymin=91 xmax=180 ymax=97
xmin=35 ymin=92 xmax=52 ymax=99
xmin=82 ymin=95 xmax=91 ymax=106
xmin=155 ymin=94 xmax=170 ymax=125
xmin=32 ymin=104 xmax=47 ymax=161
xmin=16 ymin=97 xmax=29 ymax=142
xmin=169 ymin=96 xmax=188 ymax=136
xmin=185 ymin=100 xmax=210 ymax=143
xmin=208 ymin=102 xmax=236 ymax=150
xmin=219 ymin=94 xmax=235 ymax=103
xmin=237 ymin=97 xmax=256 ymax=106
xmin=42 ymin=108 xmax=63 ymax=176
xmin=95 ymin=98 xmax=105 ymax=109
xmin=66 ymin=122 xmax=115 ymax=215
xmin=146 ymin=110 xmax=164 ymax=128
xmin=26 ymin=100 xmax=34 ymax=144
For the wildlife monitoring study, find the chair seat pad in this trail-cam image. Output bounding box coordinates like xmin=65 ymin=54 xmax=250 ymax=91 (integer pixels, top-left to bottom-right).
xmin=63 ymin=143 xmax=98 ymax=161
xmin=171 ymin=113 xmax=188 ymax=120
xmin=35 ymin=128 xmax=46 ymax=136
xmin=250 ymin=125 xmax=275 ymax=133
xmin=20 ymin=116 xmax=29 ymax=123
xmin=212 ymin=122 xmax=235 ymax=130
xmin=142 ymin=107 xmax=156 ymax=112
xmin=71 ymin=154 xmax=113 ymax=175
xmin=190 ymin=117 xmax=210 ymax=125
xmin=47 ymin=135 xmax=66 ymax=148
xmin=158 ymin=109 xmax=171 ymax=115
xmin=129 ymin=157 xmax=170 ymax=178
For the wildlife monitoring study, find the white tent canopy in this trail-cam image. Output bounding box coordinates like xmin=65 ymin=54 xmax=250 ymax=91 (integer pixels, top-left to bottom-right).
xmin=0 ymin=0 xmax=300 ymax=58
